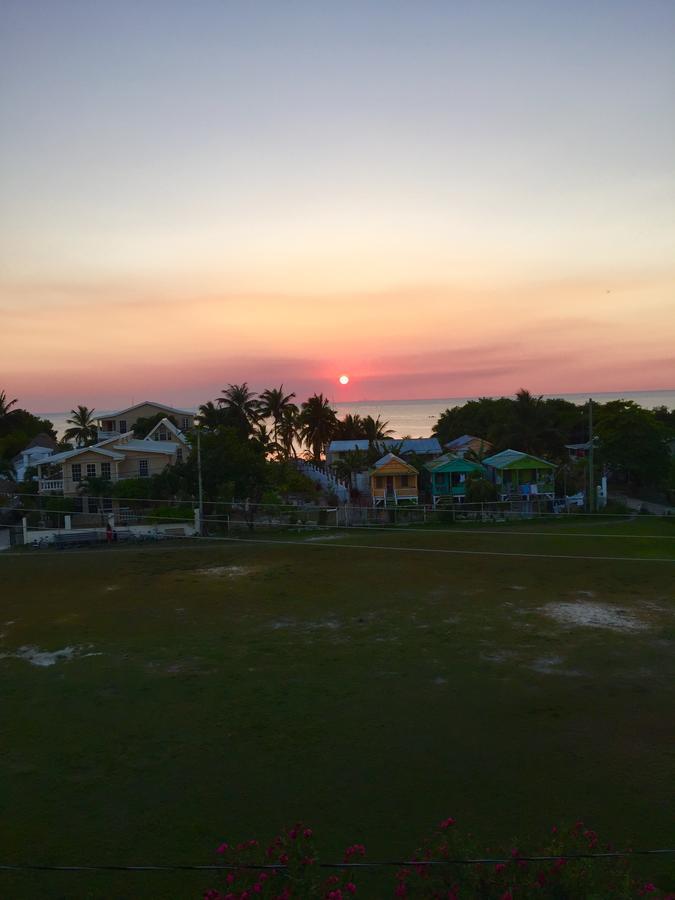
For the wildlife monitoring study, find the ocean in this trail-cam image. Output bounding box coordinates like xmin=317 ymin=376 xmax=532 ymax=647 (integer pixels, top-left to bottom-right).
xmin=40 ymin=389 xmax=675 ymax=440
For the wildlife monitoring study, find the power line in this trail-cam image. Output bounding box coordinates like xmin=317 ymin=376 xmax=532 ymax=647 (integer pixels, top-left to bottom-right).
xmin=2 ymin=848 xmax=675 ymax=873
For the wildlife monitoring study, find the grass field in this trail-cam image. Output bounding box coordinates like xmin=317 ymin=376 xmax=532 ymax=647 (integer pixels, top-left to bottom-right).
xmin=2 ymin=518 xmax=674 ymax=898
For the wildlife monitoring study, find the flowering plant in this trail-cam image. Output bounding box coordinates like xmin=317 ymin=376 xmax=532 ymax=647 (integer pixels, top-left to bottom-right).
xmin=204 ymin=819 xmax=674 ymax=899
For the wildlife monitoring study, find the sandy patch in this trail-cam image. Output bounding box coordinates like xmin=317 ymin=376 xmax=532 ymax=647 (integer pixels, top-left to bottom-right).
xmin=0 ymin=645 xmax=101 ymax=667
xmin=481 ymin=649 xmax=516 ymax=663
xmin=303 ymin=533 xmax=346 ymax=542
xmin=104 ymin=585 xmax=120 ymax=592
xmin=508 ymin=585 xmax=527 ymax=591
xmin=195 ymin=565 xmax=253 ymax=578
xmin=542 ymin=602 xmax=649 ymax=632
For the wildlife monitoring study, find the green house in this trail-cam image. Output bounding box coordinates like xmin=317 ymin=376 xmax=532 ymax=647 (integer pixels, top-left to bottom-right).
xmin=424 ymin=454 xmax=486 ymax=506
xmin=482 ymin=449 xmax=556 ymax=501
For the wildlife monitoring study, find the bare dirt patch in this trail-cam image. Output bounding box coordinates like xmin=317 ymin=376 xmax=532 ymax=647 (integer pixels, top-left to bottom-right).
xmin=541 ymin=602 xmax=650 ymax=632
xmin=195 ymin=565 xmax=255 ymax=578
xmin=0 ymin=645 xmax=101 ymax=667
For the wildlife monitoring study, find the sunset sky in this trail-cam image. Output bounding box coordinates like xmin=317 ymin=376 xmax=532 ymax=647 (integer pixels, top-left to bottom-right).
xmin=1 ymin=0 xmax=674 ymax=411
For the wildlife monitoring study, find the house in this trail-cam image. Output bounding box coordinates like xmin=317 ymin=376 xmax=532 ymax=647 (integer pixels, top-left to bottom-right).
xmin=36 ymin=417 xmax=189 ymax=505
xmin=326 ymin=437 xmax=441 ymax=467
xmin=424 ymin=454 xmax=486 ymax=506
xmin=482 ymin=449 xmax=556 ymax=501
xmin=443 ymin=434 xmax=492 ymax=457
xmin=96 ymin=401 xmax=194 ymax=440
xmin=12 ymin=433 xmax=59 ymax=481
xmin=369 ymin=453 xmax=419 ymax=505
xmin=565 ymin=441 xmax=592 ymax=460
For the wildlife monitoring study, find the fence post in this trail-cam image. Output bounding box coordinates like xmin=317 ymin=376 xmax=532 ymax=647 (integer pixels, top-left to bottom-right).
xmin=64 ymin=514 xmax=72 ymax=531
xmin=194 ymin=508 xmax=201 ymax=534
xmin=22 ymin=516 xmax=28 ymax=544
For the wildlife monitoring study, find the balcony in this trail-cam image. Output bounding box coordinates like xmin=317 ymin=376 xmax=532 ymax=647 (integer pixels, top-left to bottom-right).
xmin=38 ymin=479 xmax=64 ymax=492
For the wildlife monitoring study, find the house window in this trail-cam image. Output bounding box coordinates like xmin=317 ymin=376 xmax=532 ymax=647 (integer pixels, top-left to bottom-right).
xmin=119 ymin=420 xmax=127 ymax=433
xmin=400 ymin=475 xmax=409 ymax=488
xmin=102 ymin=497 xmax=113 ymax=512
xmin=73 ymin=496 xmax=83 ymax=513
xmin=88 ymin=497 xmax=98 ymax=513
xmin=176 ymin=448 xmax=183 ymax=463
xmin=139 ymin=459 xmax=149 ymax=478
xmin=86 ymin=463 xmax=96 ymax=479
xmin=376 ymin=476 xmax=384 ymax=487
xmin=181 ymin=417 xmax=189 ymax=431
xmin=71 ymin=463 xmax=81 ymax=482
xmin=101 ymin=462 xmax=111 ymax=480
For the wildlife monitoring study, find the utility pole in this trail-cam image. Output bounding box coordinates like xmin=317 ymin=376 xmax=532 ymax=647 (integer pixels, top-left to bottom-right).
xmin=195 ymin=419 xmax=204 ymax=534
xmin=588 ymin=397 xmax=594 ymax=514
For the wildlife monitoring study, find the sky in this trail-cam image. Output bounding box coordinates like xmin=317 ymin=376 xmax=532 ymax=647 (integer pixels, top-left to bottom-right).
xmin=1 ymin=0 xmax=674 ymax=411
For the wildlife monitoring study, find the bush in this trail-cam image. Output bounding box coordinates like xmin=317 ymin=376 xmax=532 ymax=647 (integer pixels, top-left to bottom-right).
xmin=203 ymin=819 xmax=673 ymax=899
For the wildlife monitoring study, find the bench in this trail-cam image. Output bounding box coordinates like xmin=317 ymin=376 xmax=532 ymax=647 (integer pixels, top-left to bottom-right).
xmin=54 ymin=530 xmax=104 ymax=549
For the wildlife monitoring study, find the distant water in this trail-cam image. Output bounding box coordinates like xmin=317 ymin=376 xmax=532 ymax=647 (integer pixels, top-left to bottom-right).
xmin=40 ymin=389 xmax=674 ymax=439
xmin=334 ymin=389 xmax=675 ymax=438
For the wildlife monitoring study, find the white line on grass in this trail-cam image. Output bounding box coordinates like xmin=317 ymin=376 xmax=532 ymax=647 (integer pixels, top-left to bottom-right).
xmin=1 ymin=536 xmax=673 ymax=563
xmin=334 ymin=524 xmax=675 ymax=540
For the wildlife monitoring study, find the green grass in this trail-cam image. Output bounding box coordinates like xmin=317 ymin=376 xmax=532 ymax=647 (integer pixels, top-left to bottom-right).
xmin=1 ymin=521 xmax=674 ymax=898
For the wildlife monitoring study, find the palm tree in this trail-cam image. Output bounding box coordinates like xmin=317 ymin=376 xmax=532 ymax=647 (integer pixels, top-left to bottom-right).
xmin=333 ymin=413 xmax=365 ymax=440
xmin=299 ymin=393 xmax=338 ymax=461
xmin=63 ymin=405 xmax=97 ymax=447
xmin=258 ymin=385 xmax=296 ymax=444
xmin=277 ymin=405 xmax=300 ymax=459
xmin=251 ymin=422 xmax=281 ymax=457
xmin=362 ymin=414 xmax=394 ymax=442
xmin=218 ymin=383 xmax=260 ymax=433
xmin=197 ymin=401 xmax=225 ymax=431
xmin=333 ymin=449 xmax=367 ymax=490
xmin=0 ymin=390 xmax=18 ymax=418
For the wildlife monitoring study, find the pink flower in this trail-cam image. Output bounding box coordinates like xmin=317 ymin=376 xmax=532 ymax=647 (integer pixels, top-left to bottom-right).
xmin=303 ymin=828 xmax=313 ymax=839
xmin=226 ymin=873 xmax=235 ymax=885
xmin=345 ymin=883 xmax=356 ymax=895
xmin=216 ymin=843 xmax=229 ymax=854
xmin=500 ymin=893 xmax=513 ymax=900
xmin=495 ymin=863 xmax=507 ymax=873
xmin=639 ymin=885 xmax=657 ymax=895
xmin=394 ymin=885 xmax=407 ymax=898
xmin=551 ymin=825 xmax=558 ymax=834
xmin=289 ymin=828 xmax=298 ymax=840
xmin=279 ymin=853 xmax=289 ymax=865
xmin=327 ymin=891 xmax=343 ymax=900
xmin=439 ymin=817 xmax=456 ymax=830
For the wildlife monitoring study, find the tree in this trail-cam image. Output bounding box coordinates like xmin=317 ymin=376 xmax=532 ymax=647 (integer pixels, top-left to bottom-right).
xmin=277 ymin=405 xmax=300 ymax=459
xmin=333 ymin=449 xmax=368 ymax=489
xmin=217 ymin=383 xmax=260 ymax=434
xmin=183 ymin=426 xmax=268 ymax=500
xmin=595 ymin=400 xmax=670 ymax=486
xmin=0 ymin=390 xmax=18 ymax=418
xmin=299 ymin=394 xmax=338 ymax=461
xmin=362 ymin=415 xmax=394 ymax=442
xmin=333 ymin=414 xmax=366 ymax=440
xmin=258 ymin=386 xmax=297 ymax=445
xmin=196 ymin=401 xmax=227 ymax=431
xmin=464 ymin=472 xmax=499 ymax=503
xmin=63 ymin=406 xmax=97 ymax=447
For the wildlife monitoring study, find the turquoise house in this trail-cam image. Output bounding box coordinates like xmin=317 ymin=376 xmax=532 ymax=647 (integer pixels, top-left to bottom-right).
xmin=424 ymin=454 xmax=486 ymax=506
xmin=482 ymin=449 xmax=556 ymax=501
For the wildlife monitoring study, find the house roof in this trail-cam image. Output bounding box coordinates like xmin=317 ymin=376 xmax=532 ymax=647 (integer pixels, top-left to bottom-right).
xmin=328 ymin=438 xmax=441 ymax=455
xmin=97 ymin=401 xmax=194 ymax=421
xmin=483 ymin=449 xmax=556 ymax=470
xmin=46 ymin=446 xmax=126 ymax=464
xmin=25 ymin=433 xmax=59 ymax=451
xmin=369 ymin=453 xmax=418 ymax=474
xmin=111 ymin=439 xmax=178 ymax=454
xmin=425 ymin=454 xmax=485 ymax=473
xmin=444 ymin=434 xmax=488 ymax=450
xmin=145 ymin=417 xmax=188 ymax=444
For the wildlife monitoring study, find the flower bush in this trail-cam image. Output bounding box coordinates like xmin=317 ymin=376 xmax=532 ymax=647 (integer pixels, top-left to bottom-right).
xmin=204 ymin=819 xmax=674 ymax=899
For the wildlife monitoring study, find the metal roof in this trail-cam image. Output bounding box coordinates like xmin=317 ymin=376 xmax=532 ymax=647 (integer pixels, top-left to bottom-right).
xmin=369 ymin=453 xmax=418 ymax=473
xmin=112 ymin=440 xmax=178 ymax=454
xmin=482 ymin=449 xmax=555 ymax=469
xmin=97 ymin=401 xmax=194 ymax=420
xmin=46 ymin=446 xmax=126 ymax=464
xmin=445 ymin=434 xmax=483 ymax=449
xmin=425 ymin=454 xmax=485 ymax=473
xmin=328 ymin=438 xmax=441 ymax=454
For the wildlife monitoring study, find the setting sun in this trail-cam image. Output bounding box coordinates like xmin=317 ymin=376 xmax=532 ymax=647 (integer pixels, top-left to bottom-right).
xmin=339 ymin=374 xmax=349 ymax=385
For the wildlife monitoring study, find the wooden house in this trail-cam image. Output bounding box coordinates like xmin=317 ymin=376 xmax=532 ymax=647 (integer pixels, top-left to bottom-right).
xmin=369 ymin=453 xmax=418 ymax=506
xmin=482 ymin=449 xmax=556 ymax=501
xmin=424 ymin=454 xmax=486 ymax=506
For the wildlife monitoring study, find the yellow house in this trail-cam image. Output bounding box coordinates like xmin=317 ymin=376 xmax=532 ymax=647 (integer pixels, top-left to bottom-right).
xmin=97 ymin=401 xmax=194 ymax=440
xmin=369 ymin=453 xmax=419 ymax=505
xmin=37 ymin=417 xmax=189 ymax=502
